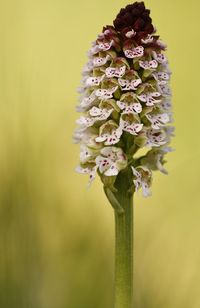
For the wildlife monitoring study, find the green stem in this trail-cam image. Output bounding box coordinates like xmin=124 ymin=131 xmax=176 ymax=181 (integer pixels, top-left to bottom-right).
xmin=113 ymin=171 xmax=134 ymax=308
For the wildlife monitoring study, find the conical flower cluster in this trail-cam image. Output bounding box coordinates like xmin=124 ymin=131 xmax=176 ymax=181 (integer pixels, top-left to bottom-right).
xmin=74 ymin=2 xmax=174 ymax=197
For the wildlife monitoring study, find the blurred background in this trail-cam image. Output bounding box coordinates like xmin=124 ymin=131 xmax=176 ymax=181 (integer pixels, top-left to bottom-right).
xmin=0 ymin=0 xmax=200 ymax=307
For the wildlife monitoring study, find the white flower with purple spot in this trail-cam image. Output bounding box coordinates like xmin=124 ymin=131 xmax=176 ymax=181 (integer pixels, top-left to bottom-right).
xmin=96 ymin=147 xmax=127 ymax=176
xmin=105 ymin=66 xmax=126 ymax=78
xmin=89 ymin=106 xmax=114 ymax=121
xmin=158 ymin=83 xmax=172 ymax=97
xmin=131 ymin=166 xmax=152 ymax=197
xmin=80 ymin=145 xmax=98 ymax=164
xmin=143 ymin=147 xmax=173 ymax=175
xmin=76 ymin=164 xmax=98 ymax=186
xmin=86 ymin=75 xmax=105 ymax=87
xmin=118 ymin=77 xmax=142 ymax=91
xmin=152 ymin=51 xmax=167 ymax=64
xmin=93 ymin=55 xmax=110 ymax=67
xmin=95 ymin=86 xmax=118 ymax=100
xmin=146 ymin=128 xmax=168 ymax=147
xmin=152 ymin=71 xmax=170 ymax=85
xmin=139 ymin=60 xmax=158 ymax=70
xmin=146 ymin=113 xmax=170 ymax=129
xmin=120 ymin=113 xmax=143 ymax=135
xmin=124 ymin=46 xmax=144 ymax=58
xmin=137 ymin=91 xmax=162 ymax=106
xmin=96 ymin=120 xmax=123 ymax=145
xmin=77 ymin=90 xmax=98 ymax=112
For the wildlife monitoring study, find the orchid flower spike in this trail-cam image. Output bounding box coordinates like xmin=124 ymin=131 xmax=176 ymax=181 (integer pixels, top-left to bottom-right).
xmin=74 ymin=1 xmax=174 ymax=198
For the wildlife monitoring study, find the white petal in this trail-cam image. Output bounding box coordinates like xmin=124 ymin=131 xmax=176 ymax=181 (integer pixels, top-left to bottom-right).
xmin=152 ymin=51 xmax=167 ymax=64
xmin=125 ymin=29 xmax=136 ymax=38
xmin=86 ymin=75 xmax=104 ymax=87
xmin=132 ymin=102 xmax=142 ymax=113
xmin=98 ymin=40 xmax=113 ymax=51
xmin=147 ymin=129 xmax=167 ymax=147
xmin=118 ymin=78 xmax=142 ymax=91
xmin=158 ymin=84 xmax=171 ymax=96
xmin=157 ymin=113 xmax=170 ymax=124
xmin=82 ymin=61 xmax=93 ymax=75
xmin=160 ymin=100 xmax=172 ymax=110
xmin=105 ymin=66 xmax=126 ymax=78
xmin=141 ymin=182 xmax=151 ymax=197
xmin=131 ymin=166 xmax=141 ymax=179
xmin=97 ymin=108 xmax=113 ymax=121
xmin=79 ymin=91 xmax=97 ymax=109
xmin=93 ymin=55 xmax=110 ymax=67
xmin=133 ymin=179 xmax=141 ymax=192
xmin=76 ymin=116 xmax=94 ymax=127
xmin=121 ymin=119 xmax=143 ymax=135
xmin=146 ymin=92 xmax=162 ymax=106
xmin=76 ymin=166 xmax=90 ymax=174
xmin=149 ymin=60 xmax=158 ymax=69
xmin=89 ymin=106 xmax=102 ymax=116
xmin=141 ymin=34 xmax=154 ymax=44
xmin=88 ymin=107 xmax=113 ymax=121
xmin=88 ymin=166 xmax=98 ymax=186
xmin=88 ymin=45 xmax=101 ymax=56
xmin=100 ymin=146 xmax=113 ymax=157
xmin=137 ymin=94 xmax=147 ymax=102
xmin=104 ymin=164 xmax=119 ymax=176
xmin=95 ymin=86 xmax=118 ymax=100
xmin=157 ymin=72 xmax=170 ymax=80
xmin=95 ymin=136 xmax=107 ymax=142
xmin=104 ymin=128 xmax=122 ymax=145
xmin=124 ymin=46 xmax=144 ymax=58
xmin=147 ymin=113 xmax=170 ymax=129
xmin=117 ymin=100 xmax=126 ymax=110
xmin=80 ymin=146 xmax=93 ymax=164
xmin=139 ymin=60 xmax=158 ymax=69
xmin=96 ymin=157 xmax=111 ymax=173
xmin=122 ymin=102 xmax=142 ymax=114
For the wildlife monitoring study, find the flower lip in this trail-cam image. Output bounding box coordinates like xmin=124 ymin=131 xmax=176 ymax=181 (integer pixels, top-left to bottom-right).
xmin=113 ymin=2 xmax=154 ymax=36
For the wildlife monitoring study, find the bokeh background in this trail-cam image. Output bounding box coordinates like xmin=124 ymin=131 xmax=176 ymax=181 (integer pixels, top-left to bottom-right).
xmin=0 ymin=0 xmax=200 ymax=307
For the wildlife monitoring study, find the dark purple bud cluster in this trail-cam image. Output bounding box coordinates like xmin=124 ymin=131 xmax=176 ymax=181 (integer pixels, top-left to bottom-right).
xmin=113 ymin=2 xmax=154 ymax=36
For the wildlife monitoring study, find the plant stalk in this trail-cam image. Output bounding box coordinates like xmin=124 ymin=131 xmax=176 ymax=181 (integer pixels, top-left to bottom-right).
xmin=113 ymin=171 xmax=134 ymax=308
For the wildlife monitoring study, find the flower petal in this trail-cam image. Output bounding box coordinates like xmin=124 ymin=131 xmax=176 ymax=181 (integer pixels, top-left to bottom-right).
xmin=93 ymin=55 xmax=110 ymax=67
xmin=105 ymin=66 xmax=126 ymax=78
xmin=95 ymin=86 xmax=118 ymax=100
xmin=76 ymin=116 xmax=94 ymax=127
xmin=137 ymin=92 xmax=162 ymax=106
xmin=124 ymin=46 xmax=144 ymax=58
xmin=86 ymin=75 xmax=105 ymax=87
xmin=120 ymin=118 xmax=143 ymax=135
xmin=98 ymin=40 xmax=114 ymax=51
xmin=122 ymin=102 xmax=142 ymax=114
xmin=139 ymin=60 xmax=158 ymax=69
xmin=77 ymin=91 xmax=97 ymax=111
xmin=104 ymin=164 xmax=119 ymax=176
xmin=118 ymin=78 xmax=142 ymax=91
xmin=141 ymin=34 xmax=154 ymax=44
xmin=146 ymin=113 xmax=170 ymax=129
xmin=152 ymin=51 xmax=167 ymax=63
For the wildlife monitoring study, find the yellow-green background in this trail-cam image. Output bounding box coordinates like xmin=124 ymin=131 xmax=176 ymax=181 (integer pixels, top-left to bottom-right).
xmin=0 ymin=0 xmax=199 ymax=307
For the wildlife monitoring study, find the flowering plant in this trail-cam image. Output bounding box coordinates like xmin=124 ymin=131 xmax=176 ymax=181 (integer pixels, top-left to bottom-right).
xmin=74 ymin=2 xmax=173 ymax=307
xmin=75 ymin=2 xmax=173 ymax=198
